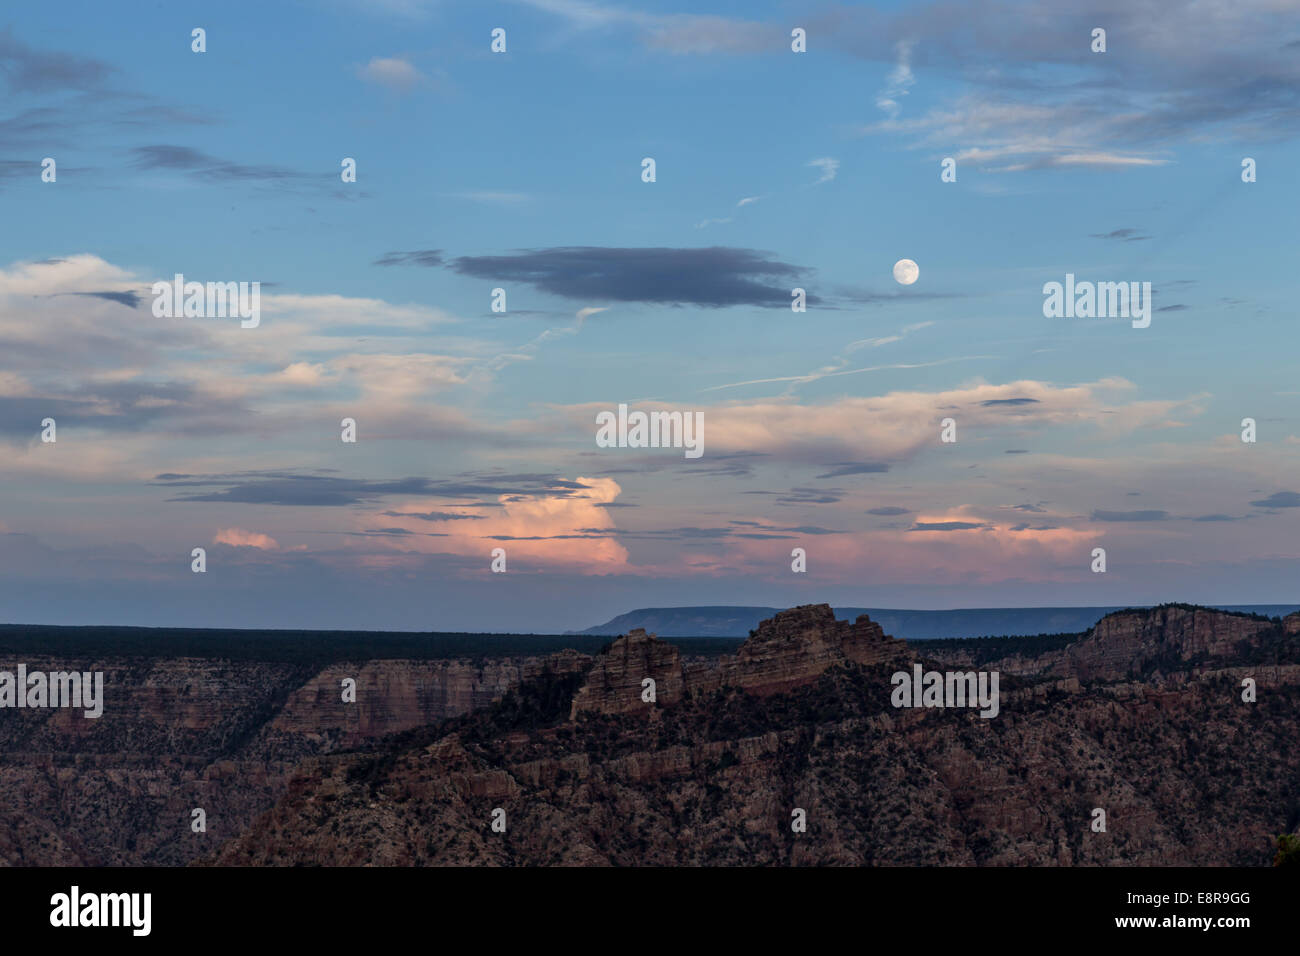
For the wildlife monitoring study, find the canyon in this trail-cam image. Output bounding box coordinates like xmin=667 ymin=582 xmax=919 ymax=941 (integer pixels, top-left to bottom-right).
xmin=0 ymin=603 xmax=1296 ymax=866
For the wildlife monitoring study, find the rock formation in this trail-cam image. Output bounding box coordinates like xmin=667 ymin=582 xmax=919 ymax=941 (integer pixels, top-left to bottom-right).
xmin=1057 ymin=605 xmax=1272 ymax=680
xmin=3 ymin=602 xmax=1297 ymax=867
xmin=569 ymin=629 xmax=682 ymax=718
xmin=571 ymin=605 xmax=909 ymax=716
xmin=712 ymin=604 xmax=908 ymax=695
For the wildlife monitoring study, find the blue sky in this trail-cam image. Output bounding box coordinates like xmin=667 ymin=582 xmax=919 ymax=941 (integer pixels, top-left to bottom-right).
xmin=2 ymin=0 xmax=1299 ymax=631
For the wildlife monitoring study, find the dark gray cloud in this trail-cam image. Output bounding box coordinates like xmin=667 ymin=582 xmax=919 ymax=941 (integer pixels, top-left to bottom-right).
xmin=0 ymin=382 xmax=245 ymax=437
xmin=446 ymin=246 xmax=813 ymax=308
xmin=0 ymin=31 xmax=214 ymax=154
xmin=131 ymin=145 xmax=309 ymax=185
xmin=589 ymin=450 xmax=761 ymax=479
xmin=298 ymin=528 xmax=450 ymax=538
xmin=0 ymin=27 xmax=113 ymax=93
xmin=1157 ymin=304 xmax=1190 ymax=312
xmin=1004 ymin=448 xmax=1029 ymax=454
xmin=815 ymin=461 xmax=889 ymax=478
xmin=1250 ymin=491 xmax=1300 ymax=509
xmin=0 ymin=106 xmax=73 ymax=147
xmin=56 ymin=290 xmax=141 ymax=308
xmin=908 ymin=521 xmax=987 ymax=531
xmin=1090 ymin=228 xmax=1150 ymax=241
xmin=1194 ymin=514 xmax=1244 ymax=522
xmin=866 ymin=506 xmax=910 ymax=516
xmin=165 ymin=475 xmax=440 ymax=506
xmin=0 ymin=159 xmax=31 ymax=180
xmin=379 ymin=510 xmax=485 ymax=521
xmin=1091 ymin=509 xmax=1169 ymax=522
xmin=1012 ymin=502 xmax=1047 ymax=513
xmin=559 ymin=523 xmax=846 ymax=541
xmin=742 ymin=486 xmax=845 ymax=506
xmin=981 ymin=398 xmax=1039 ymax=407
xmin=374 ymin=249 xmax=444 ymax=267
xmin=4 ymin=159 xmax=99 ymax=184
xmin=158 ymin=471 xmax=592 ymax=507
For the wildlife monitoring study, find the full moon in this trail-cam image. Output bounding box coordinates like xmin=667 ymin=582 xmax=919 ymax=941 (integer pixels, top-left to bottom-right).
xmin=893 ymin=258 xmax=920 ymax=285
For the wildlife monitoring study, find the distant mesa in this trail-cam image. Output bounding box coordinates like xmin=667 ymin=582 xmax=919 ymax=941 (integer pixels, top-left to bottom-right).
xmin=570 ymin=603 xmax=1300 ymax=640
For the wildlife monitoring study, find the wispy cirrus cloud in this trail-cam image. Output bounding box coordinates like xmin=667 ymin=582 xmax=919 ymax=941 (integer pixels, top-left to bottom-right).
xmin=1091 ymin=228 xmax=1151 ymax=241
xmin=0 ymin=25 xmax=113 ymax=93
xmin=875 ymin=39 xmax=915 ymax=118
xmin=373 ymin=249 xmax=444 ymax=267
xmin=841 ymin=0 xmax=1300 ymax=172
xmin=442 ymin=190 xmax=531 ymax=204
xmin=1091 ymin=509 xmax=1169 ymax=522
xmin=806 ymin=157 xmax=839 ymax=184
xmin=130 ymin=145 xmax=313 ymax=185
xmin=516 ymin=0 xmax=779 ymax=54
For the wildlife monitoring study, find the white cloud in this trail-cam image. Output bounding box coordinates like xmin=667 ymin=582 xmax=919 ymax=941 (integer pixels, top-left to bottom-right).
xmin=806 ymin=157 xmax=839 ymax=184
xmin=875 ymin=40 xmax=915 ymax=118
xmin=277 ymin=362 xmax=331 ymax=387
xmin=357 ymin=56 xmax=423 ymax=92
xmin=866 ymin=96 xmax=1173 ymax=174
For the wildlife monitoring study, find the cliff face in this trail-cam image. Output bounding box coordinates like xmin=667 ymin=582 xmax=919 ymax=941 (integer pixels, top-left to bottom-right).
xmin=209 ymin=603 xmax=1300 ymax=867
xmin=569 ymin=630 xmax=682 ymax=718
xmin=0 ymin=652 xmax=585 ymax=865
xmin=712 ymin=605 xmax=908 ymax=695
xmin=268 ymin=653 xmax=589 ymax=753
xmin=6 ymin=603 xmax=1299 ymax=867
xmin=923 ymin=606 xmax=1285 ymax=681
xmin=1058 ymin=606 xmax=1273 ymax=680
xmin=571 ymin=605 xmax=909 ymax=716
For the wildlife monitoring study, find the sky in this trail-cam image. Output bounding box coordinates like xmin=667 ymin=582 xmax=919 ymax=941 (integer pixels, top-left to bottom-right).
xmin=2 ymin=0 xmax=1300 ymax=632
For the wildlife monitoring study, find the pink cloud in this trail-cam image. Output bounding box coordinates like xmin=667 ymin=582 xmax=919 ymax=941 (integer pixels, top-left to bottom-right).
xmin=365 ymin=476 xmax=630 ymax=573
xmin=214 ymin=528 xmax=280 ymax=550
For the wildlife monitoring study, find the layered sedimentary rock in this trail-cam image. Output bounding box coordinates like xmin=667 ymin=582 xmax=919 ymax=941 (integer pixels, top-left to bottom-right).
xmin=0 ymin=652 xmax=585 ymax=864
xmin=569 ymin=629 xmax=681 ymax=718
xmin=712 ymin=604 xmax=908 ymax=695
xmin=572 ymin=605 xmax=909 ymax=715
xmin=6 ymin=602 xmax=1300 ymax=867
xmin=1058 ymin=605 xmax=1273 ymax=680
xmin=210 ymin=603 xmax=1300 ymax=867
xmin=270 ymin=652 xmax=589 ymax=751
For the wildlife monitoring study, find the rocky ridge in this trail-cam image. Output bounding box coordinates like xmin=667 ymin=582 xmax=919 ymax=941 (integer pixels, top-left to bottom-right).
xmin=571 ymin=605 xmax=909 ymax=717
xmin=210 ymin=603 xmax=1300 ymax=867
xmin=3 ymin=603 xmax=1297 ymax=866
